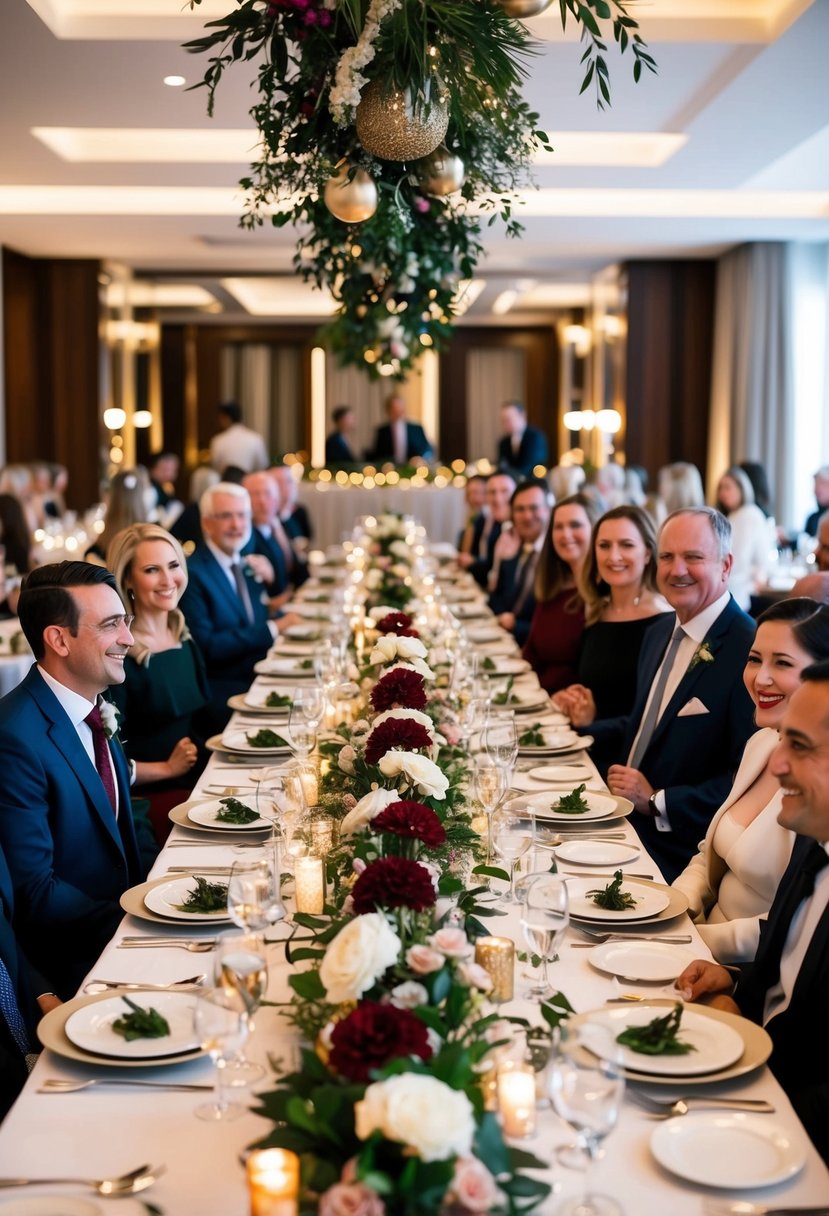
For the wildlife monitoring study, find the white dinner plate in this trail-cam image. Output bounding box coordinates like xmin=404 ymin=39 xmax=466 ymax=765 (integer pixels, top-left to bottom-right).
xmin=143 ymin=876 xmax=232 ymax=923
xmin=64 ymin=990 xmax=200 ymax=1059
xmin=219 ymin=728 xmax=292 ymax=754
xmin=254 ymin=657 xmax=317 ymax=677
xmin=480 ymin=657 xmax=531 ymax=675
xmin=555 ymin=840 xmax=640 ymax=867
xmin=243 ymin=688 xmax=293 ymax=712
xmin=517 ymin=735 xmax=594 ymax=756
xmin=525 ymin=790 xmax=619 ymax=822
xmin=283 ymin=623 xmax=325 ymax=640
xmin=271 ymin=640 xmax=317 ymax=656
xmin=466 ymin=626 xmax=507 ymax=644
xmin=650 ymin=1114 xmax=805 ymax=1187
xmin=187 ymin=798 xmax=270 ymax=832
xmin=451 ymin=602 xmax=490 ymax=619
xmin=566 ymin=876 xmax=670 ymax=921
xmin=529 ymin=763 xmax=592 ymax=782
xmin=583 ymin=1005 xmax=745 ymax=1076
xmin=588 ymin=939 xmax=697 ymax=983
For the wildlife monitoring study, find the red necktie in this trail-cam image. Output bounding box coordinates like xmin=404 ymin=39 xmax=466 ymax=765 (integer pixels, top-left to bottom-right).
xmin=85 ymin=705 xmax=117 ymax=816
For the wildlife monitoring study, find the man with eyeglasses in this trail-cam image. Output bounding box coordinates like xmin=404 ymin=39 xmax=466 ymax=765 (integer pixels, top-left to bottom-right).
xmin=0 ymin=561 xmax=145 ymax=998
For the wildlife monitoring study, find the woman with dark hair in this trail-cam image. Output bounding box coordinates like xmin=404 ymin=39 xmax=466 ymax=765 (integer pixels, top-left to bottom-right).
xmin=0 ymin=495 xmax=32 ymax=576
xmin=715 ymin=465 xmax=770 ymax=610
xmin=522 ymin=493 xmax=599 ymax=693
xmin=672 ymin=598 xmax=829 ymax=963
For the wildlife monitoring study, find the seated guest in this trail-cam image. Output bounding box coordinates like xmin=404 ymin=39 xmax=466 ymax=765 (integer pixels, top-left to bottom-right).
xmin=674 ymin=600 xmax=829 ymax=963
xmin=107 ymin=524 xmax=209 ymax=814
xmin=523 ymin=493 xmax=597 ymax=694
xmin=369 ymin=394 xmax=434 ymax=465
xmin=457 ymin=475 xmax=488 ymax=555
xmin=179 ymin=482 xmax=296 ymax=730
xmin=0 ymin=562 xmax=144 ymax=998
xmin=456 ymin=472 xmax=515 ymax=587
xmin=715 ymin=466 xmax=770 ymax=610
xmin=170 ymin=465 xmax=220 ymax=552
xmin=496 ymin=401 xmax=548 ymax=477
xmin=242 ymin=472 xmax=292 ymax=606
xmin=0 ymin=493 xmax=32 ymax=577
xmin=552 ymin=506 xmax=671 ymax=767
xmin=148 ymin=450 xmax=183 ymax=528
xmin=739 ymin=460 xmax=773 ymax=518
xmin=789 ymin=570 xmax=829 ymax=602
xmin=604 ymin=508 xmax=757 ymax=882
xmin=85 ymin=467 xmax=155 ymax=565
xmin=488 ymin=479 xmax=551 ymax=645
xmin=325 ymin=405 xmax=359 ymax=465
xmin=272 ymin=465 xmax=313 ymax=546
xmin=657 ymin=461 xmax=705 ymax=515
xmin=804 ymin=466 xmax=829 ymax=537
xmin=549 ymin=464 xmax=585 ymax=502
xmin=677 ymin=662 xmax=829 ymax=1165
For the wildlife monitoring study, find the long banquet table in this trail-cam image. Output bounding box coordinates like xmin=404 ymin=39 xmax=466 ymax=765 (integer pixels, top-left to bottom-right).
xmin=297 ymin=481 xmax=466 ymax=549
xmin=2 ymin=560 xmax=828 ymax=1215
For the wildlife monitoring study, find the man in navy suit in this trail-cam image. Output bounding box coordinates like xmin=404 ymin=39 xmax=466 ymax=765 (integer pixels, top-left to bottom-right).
xmin=457 ymin=472 xmax=515 ymax=587
xmin=678 ymin=663 xmax=829 ymax=1164
xmin=603 ymin=508 xmax=757 ymax=881
xmin=0 ymin=562 xmax=143 ymax=998
xmin=496 ymin=402 xmax=548 ymax=477
xmin=488 ymin=479 xmax=550 ymax=645
xmin=242 ymin=471 xmax=290 ymax=604
xmin=325 ymin=405 xmax=359 ymax=466
xmin=369 ymin=395 xmax=433 ymax=465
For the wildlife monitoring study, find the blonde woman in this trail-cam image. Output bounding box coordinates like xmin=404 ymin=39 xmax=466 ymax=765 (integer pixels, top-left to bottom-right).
xmin=715 ymin=466 xmax=771 ymax=610
xmin=86 ymin=467 xmax=155 ymax=565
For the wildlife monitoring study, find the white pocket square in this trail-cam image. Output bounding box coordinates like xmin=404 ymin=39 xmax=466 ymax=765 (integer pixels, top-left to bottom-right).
xmin=677 ymin=697 xmax=709 ymax=717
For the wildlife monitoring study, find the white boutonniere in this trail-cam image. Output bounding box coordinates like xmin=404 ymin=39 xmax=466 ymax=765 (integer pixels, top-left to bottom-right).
xmin=689 ymin=641 xmax=714 ymax=671
xmin=99 ymin=700 xmax=120 ymax=740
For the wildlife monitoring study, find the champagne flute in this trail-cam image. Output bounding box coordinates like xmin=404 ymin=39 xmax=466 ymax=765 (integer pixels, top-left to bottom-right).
xmin=193 ymin=988 xmax=249 ymax=1121
xmin=547 ymin=1025 xmax=625 ymax=1216
xmin=491 ymin=805 xmax=534 ymax=903
xmin=213 ymin=929 xmax=268 ymax=1086
xmin=473 ymin=757 xmax=508 ymax=864
xmin=520 ymin=873 xmax=569 ymax=997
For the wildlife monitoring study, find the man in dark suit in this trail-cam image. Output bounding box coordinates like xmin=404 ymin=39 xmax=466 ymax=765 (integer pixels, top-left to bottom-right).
xmin=369 ymin=395 xmax=433 ymax=465
xmin=496 ymin=402 xmax=548 ymax=477
xmin=678 ymin=662 xmax=829 ymax=1164
xmin=602 ymin=508 xmax=757 ymax=881
xmin=180 ymin=482 xmax=299 ymax=729
xmin=242 ymin=471 xmax=290 ymax=603
xmin=488 ymin=479 xmax=550 ymax=645
xmin=0 ymin=562 xmax=144 ymax=998
xmin=457 ymin=472 xmax=515 ymax=588
xmin=325 ymin=405 xmax=359 ymax=466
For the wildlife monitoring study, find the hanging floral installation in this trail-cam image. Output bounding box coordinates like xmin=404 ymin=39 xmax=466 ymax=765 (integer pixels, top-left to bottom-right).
xmin=186 ymin=0 xmax=654 ymax=377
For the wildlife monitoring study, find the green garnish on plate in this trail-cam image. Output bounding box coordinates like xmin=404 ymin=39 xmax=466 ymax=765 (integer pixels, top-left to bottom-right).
xmin=246 ymin=728 xmax=289 ymax=748
xmin=299 ymin=658 xmax=315 ymax=670
xmin=216 ymin=797 xmax=260 ymax=825
xmin=175 ymin=875 xmax=228 ymax=914
xmin=482 ymin=656 xmax=496 ymax=672
xmin=616 ymin=1003 xmax=696 ymax=1056
xmin=493 ymin=677 xmax=519 ymax=706
xmin=553 ymin=783 xmax=590 ymax=814
xmin=112 ymin=997 xmax=170 ymax=1041
xmin=519 ymin=723 xmax=545 ymax=746
xmin=587 ymin=869 xmax=637 ymax=911
xmin=264 ymin=691 xmax=292 ymax=709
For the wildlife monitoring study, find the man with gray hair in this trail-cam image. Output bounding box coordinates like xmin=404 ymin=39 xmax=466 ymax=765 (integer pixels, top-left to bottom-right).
xmin=600 ymin=507 xmax=757 ymax=881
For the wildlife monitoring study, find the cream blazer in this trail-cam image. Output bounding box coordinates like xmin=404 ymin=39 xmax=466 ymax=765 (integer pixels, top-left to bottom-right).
xmin=672 ymin=727 xmax=795 ymax=964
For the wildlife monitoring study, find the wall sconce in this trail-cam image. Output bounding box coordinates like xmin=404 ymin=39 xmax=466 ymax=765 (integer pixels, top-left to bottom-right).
xmin=563 ymin=408 xmax=621 ymax=434
xmin=560 ymin=323 xmax=592 ymax=357
xmin=103 ymin=407 xmax=127 ymax=430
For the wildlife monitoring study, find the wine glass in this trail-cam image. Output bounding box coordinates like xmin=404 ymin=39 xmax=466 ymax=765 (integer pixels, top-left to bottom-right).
xmin=461 ymin=694 xmax=488 ymax=750
xmin=491 ymin=804 xmax=534 ymax=903
xmin=288 ymin=698 xmax=317 ymax=759
xmin=227 ymin=855 xmax=280 ymax=933
xmin=485 ymin=711 xmax=518 ymax=782
xmin=547 ymin=1025 xmax=625 ymax=1216
xmin=473 ymin=757 xmax=508 ymax=864
xmin=213 ymin=929 xmax=269 ymax=1086
xmin=293 ymin=682 xmax=325 ymax=729
xmin=520 ymin=873 xmax=569 ymax=997
xmin=193 ymin=988 xmax=249 ymax=1121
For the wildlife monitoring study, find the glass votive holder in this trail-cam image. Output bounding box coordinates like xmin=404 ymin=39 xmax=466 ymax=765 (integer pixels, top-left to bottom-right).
xmin=475 ymin=936 xmax=515 ymax=1003
xmin=247 ymin=1148 xmax=300 ymax=1216
xmin=308 ymin=810 xmax=338 ymax=856
xmin=496 ymin=1062 xmax=537 ymax=1139
xmin=295 ymin=855 xmax=325 ymax=914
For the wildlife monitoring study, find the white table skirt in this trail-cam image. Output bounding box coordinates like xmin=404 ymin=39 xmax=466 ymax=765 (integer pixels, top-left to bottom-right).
xmin=298 ymin=482 xmax=466 ymax=549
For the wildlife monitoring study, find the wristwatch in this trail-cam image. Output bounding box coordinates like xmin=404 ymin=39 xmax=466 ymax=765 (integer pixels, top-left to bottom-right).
xmin=647 ymin=790 xmax=661 ymax=815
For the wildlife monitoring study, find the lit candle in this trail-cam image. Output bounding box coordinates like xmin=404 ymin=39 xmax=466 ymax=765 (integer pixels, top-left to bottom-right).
xmin=295 ymin=856 xmax=325 ymax=914
xmin=297 ymin=764 xmax=319 ymax=806
xmin=475 ymin=936 xmax=514 ymax=1003
xmin=496 ymin=1065 xmax=536 ymax=1139
xmin=247 ymin=1148 xmax=300 ymax=1216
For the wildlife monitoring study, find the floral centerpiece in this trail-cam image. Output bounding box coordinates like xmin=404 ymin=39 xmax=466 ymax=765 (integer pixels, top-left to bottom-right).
xmin=185 ymin=0 xmax=653 ymax=376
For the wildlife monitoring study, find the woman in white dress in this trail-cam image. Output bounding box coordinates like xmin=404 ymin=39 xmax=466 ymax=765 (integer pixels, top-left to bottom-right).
xmin=673 ymin=598 xmax=829 ymax=964
xmin=715 ymin=466 xmax=772 ymax=610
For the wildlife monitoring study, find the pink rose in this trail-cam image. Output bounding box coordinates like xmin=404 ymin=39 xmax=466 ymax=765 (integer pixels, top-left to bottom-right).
xmin=352 ymin=857 xmax=367 ymax=875
xmin=342 ymin=793 xmax=358 ymax=810
xmin=406 ymin=944 xmax=445 ymax=975
xmin=448 ymin=1157 xmax=500 ymax=1212
xmin=428 ymin=927 xmax=472 ymax=959
xmin=319 ymin=1182 xmax=385 ymax=1216
xmin=458 ymin=962 xmax=493 ymax=992
xmin=414 ymin=196 xmax=431 ymax=213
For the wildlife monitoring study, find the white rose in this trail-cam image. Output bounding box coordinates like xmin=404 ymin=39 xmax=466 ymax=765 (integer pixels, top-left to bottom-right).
xmin=369 ymin=635 xmax=427 ymax=666
xmin=373 ymin=707 xmax=437 ymax=741
xmin=340 ymin=787 xmax=399 ymax=836
xmin=319 ymin=912 xmax=401 ymax=1003
xmin=355 ymin=1074 xmax=475 ymax=1162
xmin=378 ymin=752 xmax=449 ymax=800
xmin=385 ymin=658 xmax=435 ymax=680
xmin=389 ymin=981 xmax=429 ymax=1009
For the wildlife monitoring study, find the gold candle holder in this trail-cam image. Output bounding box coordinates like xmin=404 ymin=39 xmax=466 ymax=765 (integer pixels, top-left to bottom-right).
xmin=496 ymin=1063 xmax=536 ymax=1139
xmin=475 ymin=936 xmax=514 ymax=1003
xmin=309 ymin=812 xmax=337 ymax=856
xmin=295 ymin=855 xmax=325 ymax=914
xmin=247 ymin=1148 xmax=300 ymax=1216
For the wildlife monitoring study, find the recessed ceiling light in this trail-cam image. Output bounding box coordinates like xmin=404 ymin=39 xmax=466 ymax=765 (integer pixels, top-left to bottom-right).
xmin=163 ymin=75 xmax=186 ymax=88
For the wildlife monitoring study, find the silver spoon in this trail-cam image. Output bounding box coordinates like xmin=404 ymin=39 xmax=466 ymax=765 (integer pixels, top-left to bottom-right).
xmin=0 ymin=1163 xmax=164 ymax=1196
xmin=83 ymin=974 xmax=205 ymax=993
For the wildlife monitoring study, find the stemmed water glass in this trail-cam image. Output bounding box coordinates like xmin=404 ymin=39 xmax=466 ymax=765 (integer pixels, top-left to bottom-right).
xmin=192 ymin=988 xmax=249 ymax=1121
xmin=546 ymin=1025 xmax=625 ymax=1216
xmin=484 ymin=711 xmax=519 ymax=785
xmin=213 ymin=929 xmax=269 ymax=1087
xmin=519 ymin=873 xmax=569 ymax=998
xmin=227 ymin=852 xmax=284 ymax=934
xmin=473 ymin=756 xmax=508 ymax=865
xmin=288 ymin=696 xmax=318 ymax=759
xmin=491 ymin=804 xmax=534 ymax=903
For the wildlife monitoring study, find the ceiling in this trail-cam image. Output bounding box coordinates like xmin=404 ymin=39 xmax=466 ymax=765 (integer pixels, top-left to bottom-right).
xmin=2 ymin=0 xmax=828 ymax=322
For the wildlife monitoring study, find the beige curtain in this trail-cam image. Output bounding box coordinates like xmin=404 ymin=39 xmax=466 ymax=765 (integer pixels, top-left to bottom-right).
xmin=466 ymin=348 xmax=525 ymax=465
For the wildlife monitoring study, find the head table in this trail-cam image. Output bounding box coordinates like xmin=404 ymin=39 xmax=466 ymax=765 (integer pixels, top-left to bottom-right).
xmin=1 ymin=553 xmax=827 ymax=1216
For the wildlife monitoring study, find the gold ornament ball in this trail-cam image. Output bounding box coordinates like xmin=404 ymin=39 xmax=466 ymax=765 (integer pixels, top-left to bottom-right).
xmin=356 ymin=79 xmax=449 ymax=162
xmin=324 ymin=164 xmax=378 ymax=223
xmin=495 ymin=0 xmax=554 ymax=16
xmin=416 ymin=147 xmax=465 ymax=196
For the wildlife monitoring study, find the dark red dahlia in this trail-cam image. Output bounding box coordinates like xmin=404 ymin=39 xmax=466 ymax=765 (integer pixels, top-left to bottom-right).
xmin=373 ymin=801 xmax=446 ymax=848
xmin=329 ymin=1002 xmax=432 ymax=1082
xmin=364 ymin=718 xmax=433 ymax=766
xmin=375 ymin=612 xmax=419 ymax=638
xmin=371 ymin=668 xmax=427 ymax=713
xmin=352 ymin=857 xmax=436 ymax=914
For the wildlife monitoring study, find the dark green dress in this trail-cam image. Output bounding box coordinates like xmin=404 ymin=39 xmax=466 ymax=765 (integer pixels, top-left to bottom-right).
xmin=110 ymin=639 xmax=209 ymax=772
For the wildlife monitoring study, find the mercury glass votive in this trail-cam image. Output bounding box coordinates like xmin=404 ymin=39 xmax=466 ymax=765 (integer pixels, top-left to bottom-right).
xmin=308 ymin=810 xmax=337 ymax=856
xmin=475 ymin=936 xmax=515 ymax=1002
xmin=247 ymin=1148 xmax=300 ymax=1216
xmin=295 ymin=855 xmax=325 ymax=914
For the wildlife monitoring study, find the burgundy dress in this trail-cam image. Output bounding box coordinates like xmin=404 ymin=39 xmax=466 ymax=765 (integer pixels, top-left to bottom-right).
xmin=522 ymin=589 xmax=585 ymax=694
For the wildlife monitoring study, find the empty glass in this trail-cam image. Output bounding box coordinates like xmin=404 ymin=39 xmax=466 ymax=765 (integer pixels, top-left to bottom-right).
xmin=520 ymin=873 xmax=569 ymax=997
xmin=193 ymin=988 xmax=249 ymax=1121
xmin=491 ymin=805 xmax=534 ymax=902
xmin=485 ymin=711 xmax=519 ymax=779
xmin=227 ymin=854 xmax=283 ymax=933
xmin=213 ymin=929 xmax=268 ymax=1087
xmin=473 ymin=757 xmax=509 ymax=864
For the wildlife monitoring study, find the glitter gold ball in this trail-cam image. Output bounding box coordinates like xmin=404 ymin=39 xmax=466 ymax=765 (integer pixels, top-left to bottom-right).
xmin=356 ymin=79 xmax=449 ymax=162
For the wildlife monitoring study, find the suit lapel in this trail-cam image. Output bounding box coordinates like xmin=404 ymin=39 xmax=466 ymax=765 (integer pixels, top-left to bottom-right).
xmin=649 ymin=601 xmax=736 ymax=747
xmin=200 ymin=548 xmax=249 ymax=624
xmin=630 ymin=614 xmax=674 ymax=726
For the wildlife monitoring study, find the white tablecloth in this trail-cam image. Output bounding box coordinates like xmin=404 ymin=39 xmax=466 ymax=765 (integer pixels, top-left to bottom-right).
xmin=0 ymin=620 xmax=33 ymax=697
xmin=298 ymin=482 xmax=466 ymax=549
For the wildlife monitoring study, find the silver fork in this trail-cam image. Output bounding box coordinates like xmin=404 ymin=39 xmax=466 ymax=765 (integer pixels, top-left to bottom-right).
xmin=117 ymin=940 xmax=215 ymax=952
xmin=570 ymin=933 xmax=693 ymax=947
xmin=630 ymin=1092 xmax=775 ymax=1118
xmin=83 ymin=975 xmax=205 ymax=993
xmin=38 ymin=1078 xmax=213 ymax=1094
xmin=703 ymin=1202 xmax=829 ymax=1216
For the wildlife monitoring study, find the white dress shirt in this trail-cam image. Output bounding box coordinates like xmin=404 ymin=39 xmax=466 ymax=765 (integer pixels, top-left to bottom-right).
xmin=37 ymin=665 xmax=120 ymax=813
xmin=763 ymin=842 xmax=829 ymax=1025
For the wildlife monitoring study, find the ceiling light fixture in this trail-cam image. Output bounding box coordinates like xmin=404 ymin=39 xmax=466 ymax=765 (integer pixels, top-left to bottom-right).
xmin=163 ymin=75 xmax=186 ymax=87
